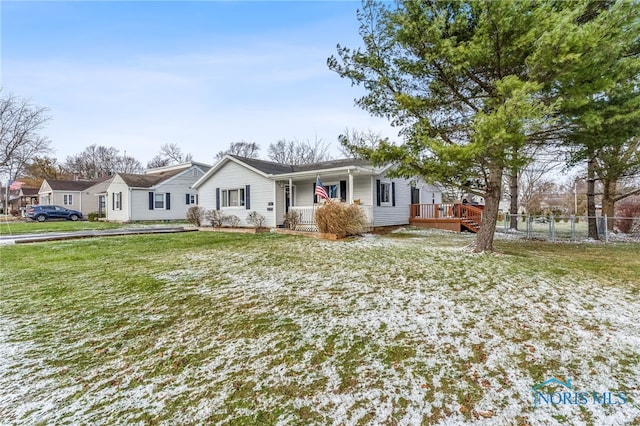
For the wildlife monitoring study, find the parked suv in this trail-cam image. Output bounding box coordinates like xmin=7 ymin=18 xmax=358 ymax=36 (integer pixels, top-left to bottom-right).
xmin=26 ymin=205 xmax=83 ymax=222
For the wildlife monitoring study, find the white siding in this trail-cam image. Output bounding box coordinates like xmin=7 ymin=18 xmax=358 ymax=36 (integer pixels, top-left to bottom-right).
xmin=351 ymin=175 xmax=372 ymax=205
xmin=372 ymin=174 xmax=412 ymax=227
xmin=198 ymin=161 xmax=276 ymax=227
xmin=106 ymin=176 xmax=130 ymax=222
xmin=419 ymin=183 xmax=442 ymax=204
xmin=101 ymin=167 xmax=205 ymax=222
xmin=130 ymin=169 xmax=204 ymax=221
xmin=294 ymin=179 xmax=315 ymax=206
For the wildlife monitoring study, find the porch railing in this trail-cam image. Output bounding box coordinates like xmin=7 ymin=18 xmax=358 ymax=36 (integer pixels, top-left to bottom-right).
xmin=290 ymin=204 xmax=374 ymax=232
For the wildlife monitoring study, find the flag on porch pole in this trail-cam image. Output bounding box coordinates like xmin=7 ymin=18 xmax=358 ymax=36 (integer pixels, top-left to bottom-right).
xmin=314 ymin=176 xmax=330 ymax=202
xmin=9 ymin=180 xmax=25 ymax=191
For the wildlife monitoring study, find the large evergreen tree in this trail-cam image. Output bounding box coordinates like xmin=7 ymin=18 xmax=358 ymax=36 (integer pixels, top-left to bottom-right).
xmin=329 ymin=0 xmax=638 ymax=251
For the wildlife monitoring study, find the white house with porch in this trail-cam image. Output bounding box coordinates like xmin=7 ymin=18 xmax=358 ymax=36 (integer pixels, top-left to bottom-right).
xmin=192 ymin=155 xmax=442 ymax=230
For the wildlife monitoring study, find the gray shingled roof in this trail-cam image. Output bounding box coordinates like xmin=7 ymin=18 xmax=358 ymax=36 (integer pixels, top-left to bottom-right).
xmin=229 ymin=155 xmax=373 ymax=175
xmin=46 ymin=179 xmax=104 ymax=191
xmin=119 ymin=168 xmax=185 ymax=188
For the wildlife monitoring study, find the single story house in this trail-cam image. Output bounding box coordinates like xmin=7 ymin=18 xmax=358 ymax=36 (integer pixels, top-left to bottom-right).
xmin=38 ymin=179 xmax=106 ymax=215
xmin=6 ymin=187 xmax=39 ymax=216
xmin=192 ymin=155 xmax=442 ymax=230
xmin=87 ymin=162 xmax=209 ymax=222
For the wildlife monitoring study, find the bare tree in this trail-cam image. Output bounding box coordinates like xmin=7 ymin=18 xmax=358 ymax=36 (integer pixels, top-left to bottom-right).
xmin=65 ymin=145 xmax=142 ymax=179
xmin=215 ymin=141 xmax=261 ymax=161
xmin=147 ymin=143 xmax=192 ymax=168
xmin=337 ymin=129 xmax=385 ymax=159
xmin=267 ymin=137 xmax=331 ymax=165
xmin=0 ymin=92 xmax=52 ymax=179
xmin=117 ymin=154 xmax=143 ymax=174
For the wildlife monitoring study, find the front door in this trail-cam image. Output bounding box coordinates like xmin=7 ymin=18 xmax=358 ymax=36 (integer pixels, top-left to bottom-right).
xmin=98 ymin=195 xmax=106 ymax=218
xmin=284 ymin=185 xmax=295 ymax=213
xmin=411 ymin=187 xmax=420 ymax=204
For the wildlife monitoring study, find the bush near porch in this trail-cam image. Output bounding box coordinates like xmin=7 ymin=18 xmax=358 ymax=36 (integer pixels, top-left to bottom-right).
xmin=314 ymin=201 xmax=366 ymax=238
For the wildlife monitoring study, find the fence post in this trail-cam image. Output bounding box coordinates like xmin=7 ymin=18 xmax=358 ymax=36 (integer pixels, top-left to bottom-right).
xmin=604 ymin=215 xmax=609 ymax=242
xmin=526 ymin=214 xmax=531 ymax=239
xmin=570 ymin=215 xmax=575 ymax=242
xmin=550 ymin=214 xmax=555 ymax=242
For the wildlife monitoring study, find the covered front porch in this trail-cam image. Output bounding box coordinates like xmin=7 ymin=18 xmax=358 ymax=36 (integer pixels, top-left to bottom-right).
xmin=273 ymin=168 xmax=375 ymax=232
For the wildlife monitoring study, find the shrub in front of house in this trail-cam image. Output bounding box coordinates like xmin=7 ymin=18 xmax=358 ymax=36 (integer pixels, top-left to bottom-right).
xmin=247 ymin=211 xmax=266 ymax=228
xmin=88 ymin=212 xmax=99 ymax=222
xmin=224 ymin=215 xmax=240 ymax=227
xmin=283 ymin=211 xmax=302 ymax=229
xmin=186 ymin=206 xmax=205 ymax=227
xmin=205 ymin=210 xmax=226 ymax=227
xmin=315 ymin=202 xmax=366 ymax=238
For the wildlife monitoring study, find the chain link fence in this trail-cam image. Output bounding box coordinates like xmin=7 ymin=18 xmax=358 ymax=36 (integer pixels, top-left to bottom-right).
xmin=495 ymin=214 xmax=640 ymax=242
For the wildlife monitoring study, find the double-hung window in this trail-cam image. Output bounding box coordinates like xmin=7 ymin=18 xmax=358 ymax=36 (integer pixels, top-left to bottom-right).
xmin=154 ymin=193 xmax=166 ymax=209
xmin=222 ymin=188 xmax=245 ymax=208
xmin=380 ymin=182 xmax=391 ymax=205
xmin=63 ymin=194 xmax=73 ymax=205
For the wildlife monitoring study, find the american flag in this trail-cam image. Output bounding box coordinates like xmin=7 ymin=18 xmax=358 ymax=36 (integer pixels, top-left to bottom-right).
xmin=9 ymin=180 xmax=25 ymax=191
xmin=315 ymin=176 xmax=330 ymax=201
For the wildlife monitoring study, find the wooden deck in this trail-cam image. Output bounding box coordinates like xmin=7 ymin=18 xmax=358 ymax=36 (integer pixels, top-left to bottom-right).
xmin=409 ymin=203 xmax=483 ymax=233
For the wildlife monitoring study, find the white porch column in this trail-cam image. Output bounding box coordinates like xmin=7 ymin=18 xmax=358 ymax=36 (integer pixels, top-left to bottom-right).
xmin=289 ymin=177 xmax=293 ymax=208
xmin=272 ymin=180 xmax=277 ymax=228
xmin=348 ymin=170 xmax=354 ymax=204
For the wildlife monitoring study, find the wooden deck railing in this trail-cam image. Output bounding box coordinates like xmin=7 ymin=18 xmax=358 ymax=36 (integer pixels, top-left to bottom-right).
xmin=410 ymin=203 xmax=484 ymax=232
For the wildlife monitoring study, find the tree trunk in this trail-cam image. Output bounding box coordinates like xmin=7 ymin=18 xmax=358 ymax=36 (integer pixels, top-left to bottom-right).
xmin=474 ymin=166 xmax=503 ymax=253
xmin=587 ymin=156 xmax=599 ymax=240
xmin=601 ymin=178 xmax=616 ymax=231
xmin=509 ymin=170 xmax=518 ymax=230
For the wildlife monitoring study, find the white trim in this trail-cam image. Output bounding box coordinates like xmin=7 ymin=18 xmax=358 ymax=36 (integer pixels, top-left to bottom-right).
xmin=193 ymin=155 xmax=270 ymax=189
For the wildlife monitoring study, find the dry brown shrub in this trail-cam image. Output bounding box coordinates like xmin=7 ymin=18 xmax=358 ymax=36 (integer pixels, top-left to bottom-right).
xmin=315 ymin=202 xmax=366 ymax=238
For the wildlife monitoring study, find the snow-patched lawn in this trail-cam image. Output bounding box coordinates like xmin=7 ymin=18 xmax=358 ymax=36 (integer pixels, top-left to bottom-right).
xmin=0 ymin=230 xmax=638 ymax=425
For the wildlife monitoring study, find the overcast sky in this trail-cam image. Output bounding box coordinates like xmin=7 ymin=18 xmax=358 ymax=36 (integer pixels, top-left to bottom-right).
xmin=1 ymin=0 xmax=399 ymax=167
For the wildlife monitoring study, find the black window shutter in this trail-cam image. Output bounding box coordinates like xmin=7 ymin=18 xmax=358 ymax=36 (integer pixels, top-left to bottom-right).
xmin=340 ymin=180 xmax=347 ymax=201
xmin=119 ymin=192 xmax=122 ymax=210
xmin=376 ymin=179 xmax=381 ymax=206
xmin=245 ymin=185 xmax=250 ymax=210
xmin=313 ymin=182 xmax=317 ymax=203
xmin=215 ymin=188 xmax=220 ymax=210
xmin=166 ymin=193 xmax=171 ymax=210
xmin=196 ymin=194 xmax=199 ymax=205
xmin=391 ymin=182 xmax=396 ymax=207
xmin=112 ymin=192 xmax=115 ymax=211
xmin=149 ymin=192 xmax=154 ymax=210
xmin=186 ymin=194 xmax=190 ymax=205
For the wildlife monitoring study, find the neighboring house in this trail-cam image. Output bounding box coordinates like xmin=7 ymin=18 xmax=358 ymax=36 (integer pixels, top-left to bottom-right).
xmin=87 ymin=162 xmax=210 ymax=222
xmin=192 ymin=155 xmax=442 ymax=229
xmin=38 ymin=179 xmax=104 ymax=215
xmin=5 ymin=187 xmax=39 ymax=216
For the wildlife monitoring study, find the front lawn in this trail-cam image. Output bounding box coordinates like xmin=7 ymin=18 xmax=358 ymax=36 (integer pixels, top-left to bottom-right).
xmin=0 ymin=220 xmax=188 ymax=236
xmin=0 ymin=230 xmax=638 ymax=424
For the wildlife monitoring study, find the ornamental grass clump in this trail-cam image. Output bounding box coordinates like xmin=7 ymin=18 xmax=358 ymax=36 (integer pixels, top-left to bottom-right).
xmin=315 ymin=202 xmax=366 ymax=238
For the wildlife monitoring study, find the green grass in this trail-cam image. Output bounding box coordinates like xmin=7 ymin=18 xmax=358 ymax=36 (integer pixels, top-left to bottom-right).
xmin=0 ymin=230 xmax=638 ymax=424
xmin=0 ymin=220 xmax=189 ymax=236
xmin=0 ymin=220 xmax=125 ymax=235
